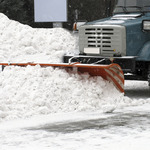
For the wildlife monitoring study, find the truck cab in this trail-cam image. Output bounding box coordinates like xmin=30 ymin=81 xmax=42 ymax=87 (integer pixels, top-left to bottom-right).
xmin=71 ymin=0 xmax=150 ymax=85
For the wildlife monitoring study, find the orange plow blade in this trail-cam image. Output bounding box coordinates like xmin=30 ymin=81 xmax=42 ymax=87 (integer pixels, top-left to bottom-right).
xmin=0 ymin=62 xmax=124 ymax=93
xmin=73 ymin=63 xmax=124 ymax=93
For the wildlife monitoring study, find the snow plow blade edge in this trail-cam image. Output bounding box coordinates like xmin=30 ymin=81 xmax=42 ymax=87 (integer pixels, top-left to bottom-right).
xmin=0 ymin=63 xmax=124 ymax=93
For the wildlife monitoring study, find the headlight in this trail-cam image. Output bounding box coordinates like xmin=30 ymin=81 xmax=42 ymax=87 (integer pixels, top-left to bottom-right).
xmin=143 ymin=20 xmax=150 ymax=31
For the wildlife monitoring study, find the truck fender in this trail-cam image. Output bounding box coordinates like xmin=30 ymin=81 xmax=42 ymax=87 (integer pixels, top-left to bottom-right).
xmin=137 ymin=41 xmax=150 ymax=61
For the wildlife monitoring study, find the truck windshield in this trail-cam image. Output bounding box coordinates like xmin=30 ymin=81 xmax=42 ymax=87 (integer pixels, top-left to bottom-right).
xmin=114 ymin=0 xmax=150 ymax=14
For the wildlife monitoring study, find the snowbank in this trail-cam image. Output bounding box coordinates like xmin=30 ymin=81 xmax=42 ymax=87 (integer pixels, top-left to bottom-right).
xmin=0 ymin=13 xmax=149 ymax=122
xmin=0 ymin=13 xmax=78 ymax=63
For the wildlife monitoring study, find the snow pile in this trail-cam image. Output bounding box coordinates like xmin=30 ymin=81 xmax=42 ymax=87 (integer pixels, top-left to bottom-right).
xmin=0 ymin=13 xmax=149 ymax=122
xmin=0 ymin=13 xmax=78 ymax=63
xmin=0 ymin=65 xmax=123 ymax=121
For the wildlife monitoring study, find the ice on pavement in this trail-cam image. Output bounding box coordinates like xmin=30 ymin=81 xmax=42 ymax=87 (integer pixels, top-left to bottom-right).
xmin=0 ymin=13 xmax=150 ymax=122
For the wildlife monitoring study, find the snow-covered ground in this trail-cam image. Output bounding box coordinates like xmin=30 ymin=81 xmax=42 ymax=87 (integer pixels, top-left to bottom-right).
xmin=0 ymin=13 xmax=150 ymax=150
xmin=0 ymin=103 xmax=150 ymax=150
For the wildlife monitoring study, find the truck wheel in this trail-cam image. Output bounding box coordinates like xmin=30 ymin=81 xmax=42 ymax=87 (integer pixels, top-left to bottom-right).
xmin=148 ymin=74 xmax=150 ymax=86
xmin=148 ymin=65 xmax=150 ymax=86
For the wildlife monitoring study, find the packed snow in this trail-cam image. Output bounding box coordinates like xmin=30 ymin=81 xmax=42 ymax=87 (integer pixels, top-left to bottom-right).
xmin=0 ymin=13 xmax=150 ymax=150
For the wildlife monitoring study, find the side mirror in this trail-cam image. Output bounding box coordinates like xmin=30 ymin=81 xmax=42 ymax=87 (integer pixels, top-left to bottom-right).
xmin=143 ymin=20 xmax=150 ymax=31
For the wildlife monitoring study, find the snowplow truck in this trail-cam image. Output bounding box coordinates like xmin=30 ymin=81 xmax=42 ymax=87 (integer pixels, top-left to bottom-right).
xmin=64 ymin=0 xmax=150 ymax=86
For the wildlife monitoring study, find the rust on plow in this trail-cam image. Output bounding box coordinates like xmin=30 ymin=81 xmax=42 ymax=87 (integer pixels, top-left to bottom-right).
xmin=0 ymin=62 xmax=124 ymax=93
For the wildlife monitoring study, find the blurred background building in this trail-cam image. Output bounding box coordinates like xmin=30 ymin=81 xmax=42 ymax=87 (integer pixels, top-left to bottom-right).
xmin=0 ymin=0 xmax=116 ymax=30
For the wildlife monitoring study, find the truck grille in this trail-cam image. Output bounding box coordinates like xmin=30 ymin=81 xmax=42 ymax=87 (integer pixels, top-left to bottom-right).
xmin=86 ymin=28 xmax=113 ymax=51
xmin=79 ymin=25 xmax=126 ymax=56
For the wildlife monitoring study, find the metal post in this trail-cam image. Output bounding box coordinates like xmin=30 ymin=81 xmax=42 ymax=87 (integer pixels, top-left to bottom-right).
xmin=74 ymin=9 xmax=79 ymax=22
xmin=53 ymin=22 xmax=63 ymax=28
